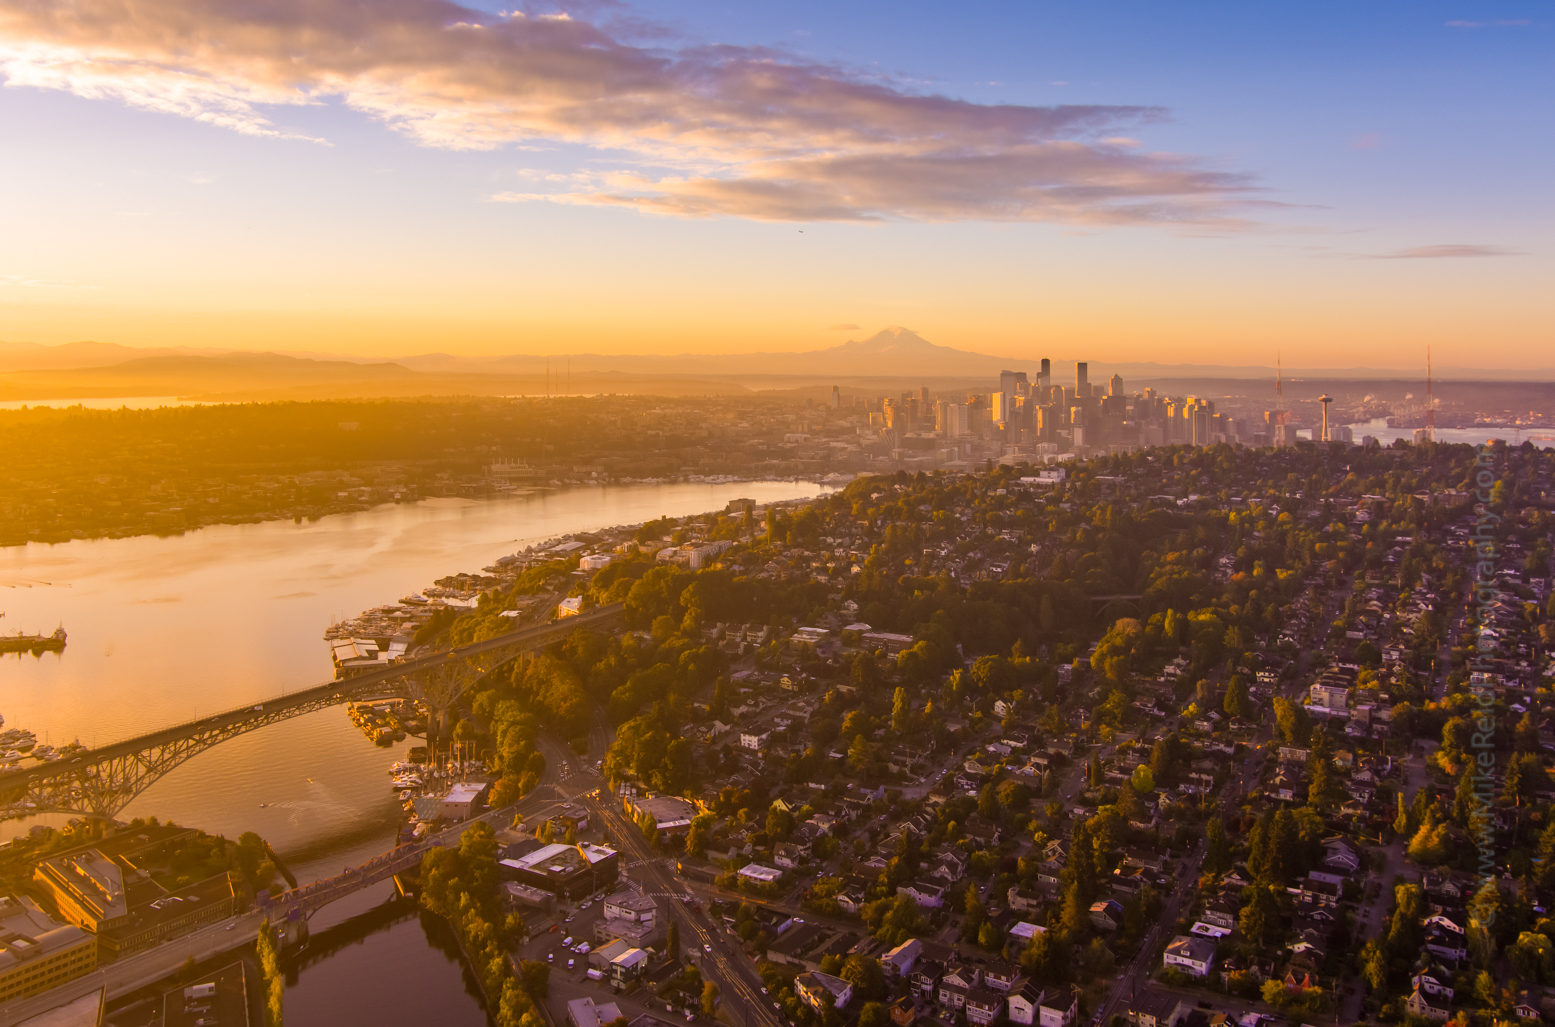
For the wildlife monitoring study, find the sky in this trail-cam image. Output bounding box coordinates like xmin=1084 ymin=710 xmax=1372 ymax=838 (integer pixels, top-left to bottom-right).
xmin=0 ymin=0 xmax=1551 ymax=368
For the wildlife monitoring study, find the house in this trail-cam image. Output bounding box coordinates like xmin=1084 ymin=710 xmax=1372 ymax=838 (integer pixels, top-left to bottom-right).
xmin=983 ymin=960 xmax=1019 ymax=992
xmin=938 ymin=966 xmax=982 ymax=1017
xmin=909 ymin=960 xmax=944 ymax=1000
xmin=1040 ymin=988 xmax=1079 ymax=1027
xmin=1163 ymin=935 xmax=1217 ymax=977
xmin=1007 ymin=981 xmax=1045 ymax=1026
xmin=741 ymin=730 xmax=770 ymax=750
xmin=1411 ymin=971 xmax=1454 ymax=1001
xmin=899 ymin=881 xmax=945 ymax=908
xmin=1404 ymin=986 xmax=1452 ymax=1022
xmin=1298 ymin=877 xmax=1342 ymax=907
xmin=1128 ymin=990 xmax=1186 ymax=1027
xmin=881 ymin=938 xmax=922 ymax=979
xmin=794 ymin=971 xmax=853 ymax=1013
xmin=774 ymin=843 xmax=804 ymax=869
xmin=966 ymin=988 xmax=1004 ymax=1026
xmin=1089 ymin=900 xmax=1124 ymax=932
xmin=889 ymin=995 xmax=917 ymax=1027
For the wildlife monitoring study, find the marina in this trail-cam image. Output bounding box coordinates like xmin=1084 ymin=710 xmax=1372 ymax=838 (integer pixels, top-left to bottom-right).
xmin=0 ymin=480 xmax=824 ymax=1024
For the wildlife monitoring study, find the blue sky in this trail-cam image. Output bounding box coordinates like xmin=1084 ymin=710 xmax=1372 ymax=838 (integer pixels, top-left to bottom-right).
xmin=0 ymin=0 xmax=1549 ymax=366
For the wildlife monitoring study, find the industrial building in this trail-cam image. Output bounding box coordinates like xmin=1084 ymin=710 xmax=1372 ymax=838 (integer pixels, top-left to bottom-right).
xmin=499 ymin=842 xmax=619 ymax=900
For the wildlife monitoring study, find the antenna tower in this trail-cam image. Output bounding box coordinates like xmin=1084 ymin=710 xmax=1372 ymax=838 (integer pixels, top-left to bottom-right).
xmin=1425 ymin=347 xmax=1434 ymax=443
xmin=1275 ymin=352 xmax=1285 ymax=446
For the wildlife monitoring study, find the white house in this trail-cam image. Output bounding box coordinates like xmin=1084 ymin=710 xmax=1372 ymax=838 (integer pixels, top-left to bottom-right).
xmin=1163 ymin=935 xmax=1216 ymax=977
xmin=740 ymin=730 xmax=770 ymax=750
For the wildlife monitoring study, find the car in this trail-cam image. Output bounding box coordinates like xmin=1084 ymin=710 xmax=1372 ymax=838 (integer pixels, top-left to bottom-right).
xmin=704 ymin=944 xmax=712 ymax=953
xmin=548 ymin=953 xmax=554 ymax=963
xmin=793 ymin=918 xmax=803 ymax=924
xmin=568 ymin=959 xmax=575 ymax=970
xmin=562 ymin=937 xmax=574 ymax=947
xmin=225 ymin=923 xmax=235 ymax=931
xmin=761 ymin=988 xmax=769 ymax=995
xmin=565 ymin=915 xmax=574 ymax=923
xmin=549 ymin=924 xmax=559 ymax=933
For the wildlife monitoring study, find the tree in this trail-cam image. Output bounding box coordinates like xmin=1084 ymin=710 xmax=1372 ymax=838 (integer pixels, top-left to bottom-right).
xmin=1394 ymin=792 xmax=1414 ymax=837
xmin=1272 ymin=697 xmax=1311 ymax=745
xmin=848 ymin=734 xmax=873 ymax=774
xmin=1239 ymin=885 xmax=1282 ymax=948
xmin=1537 ymin=819 xmax=1555 ymax=890
xmin=701 ymin=981 xmax=720 ymax=1017
xmin=1130 ymin=765 xmax=1155 ymax=795
xmin=1205 ymin=816 xmax=1232 ymax=875
xmin=1453 ymin=768 xmax=1480 ymax=827
xmin=891 ymin=687 xmax=910 ymax=734
xmin=256 ymin=918 xmax=284 ymax=1027
xmin=841 ymin=953 xmax=887 ymax=1001
xmin=1060 ymin=880 xmax=1091 ymax=940
xmin=1361 ymin=938 xmax=1388 ymax=992
xmin=1407 ymin=811 xmax=1450 ymax=866
xmin=1223 ymin=675 xmax=1249 ymax=720
xmin=666 ymin=920 xmax=680 ymax=959
xmin=518 ymin=960 xmax=550 ymax=1000
xmin=859 ymin=1002 xmax=890 ymax=1027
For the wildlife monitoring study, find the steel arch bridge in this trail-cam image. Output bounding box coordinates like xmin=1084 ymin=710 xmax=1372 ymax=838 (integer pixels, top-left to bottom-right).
xmin=0 ymin=604 xmax=623 ymax=823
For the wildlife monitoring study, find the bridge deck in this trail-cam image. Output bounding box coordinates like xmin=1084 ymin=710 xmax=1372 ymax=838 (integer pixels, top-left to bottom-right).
xmin=0 ymin=604 xmax=623 ymax=801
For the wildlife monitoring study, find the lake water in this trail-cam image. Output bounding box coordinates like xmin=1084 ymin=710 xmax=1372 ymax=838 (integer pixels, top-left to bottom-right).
xmin=1339 ymin=418 xmax=1555 ymax=449
xmin=0 ymin=480 xmax=826 ymax=1022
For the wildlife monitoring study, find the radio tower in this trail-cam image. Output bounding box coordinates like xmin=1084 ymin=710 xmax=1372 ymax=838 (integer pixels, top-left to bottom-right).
xmin=1274 ymin=351 xmax=1286 ymax=447
xmin=1425 ymin=346 xmax=1435 ymax=443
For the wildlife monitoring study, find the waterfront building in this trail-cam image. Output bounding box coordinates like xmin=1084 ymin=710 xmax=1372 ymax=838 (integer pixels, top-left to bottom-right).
xmin=441 ymin=781 xmax=491 ymax=821
xmin=33 ymin=832 xmax=238 ymax=958
xmin=0 ymin=895 xmax=98 ymax=1004
xmin=498 ymin=842 xmax=619 ymax=900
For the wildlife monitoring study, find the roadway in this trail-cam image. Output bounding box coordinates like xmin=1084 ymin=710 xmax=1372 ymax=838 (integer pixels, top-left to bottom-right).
xmin=0 ymin=785 xmax=569 ymax=1027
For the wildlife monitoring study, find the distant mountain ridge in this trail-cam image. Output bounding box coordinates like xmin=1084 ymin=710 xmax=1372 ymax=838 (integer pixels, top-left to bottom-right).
xmin=4 ymin=329 xmax=1552 ymax=384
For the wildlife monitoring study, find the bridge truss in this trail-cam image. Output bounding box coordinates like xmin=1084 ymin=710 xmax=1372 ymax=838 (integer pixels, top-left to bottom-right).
xmin=0 ymin=604 xmax=623 ymax=822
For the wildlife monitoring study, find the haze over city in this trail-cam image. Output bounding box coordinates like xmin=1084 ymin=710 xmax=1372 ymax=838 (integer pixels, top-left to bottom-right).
xmin=4 ymin=6 xmax=1555 ymax=1027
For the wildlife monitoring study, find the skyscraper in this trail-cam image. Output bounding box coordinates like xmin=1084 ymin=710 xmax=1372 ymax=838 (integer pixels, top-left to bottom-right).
xmin=1108 ymin=374 xmax=1123 ymax=398
xmin=1075 ymin=362 xmax=1089 ymax=398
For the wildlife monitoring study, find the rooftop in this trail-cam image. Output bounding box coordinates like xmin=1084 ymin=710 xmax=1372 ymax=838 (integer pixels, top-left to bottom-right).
xmin=504 ymin=842 xmax=617 ymax=876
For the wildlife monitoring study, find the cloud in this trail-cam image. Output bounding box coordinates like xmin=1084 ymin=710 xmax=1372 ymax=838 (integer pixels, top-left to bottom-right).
xmin=1371 ymin=244 xmax=1522 ymax=259
xmin=0 ymin=0 xmax=1256 ymax=225
xmin=1351 ymin=132 xmax=1382 ymax=150
xmin=1446 ymin=19 xmax=1531 ymax=27
xmin=827 ymin=323 xmax=860 ymax=331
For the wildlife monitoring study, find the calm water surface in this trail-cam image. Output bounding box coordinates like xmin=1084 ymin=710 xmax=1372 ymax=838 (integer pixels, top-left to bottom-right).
xmin=0 ymin=481 xmax=825 ymax=1023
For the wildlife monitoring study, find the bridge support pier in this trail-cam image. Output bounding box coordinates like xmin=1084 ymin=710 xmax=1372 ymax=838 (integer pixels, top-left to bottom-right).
xmin=282 ymin=909 xmax=309 ymax=948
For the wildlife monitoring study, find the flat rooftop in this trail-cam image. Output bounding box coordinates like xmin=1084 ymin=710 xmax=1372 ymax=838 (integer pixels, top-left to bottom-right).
xmin=503 ymin=842 xmax=616 ymax=876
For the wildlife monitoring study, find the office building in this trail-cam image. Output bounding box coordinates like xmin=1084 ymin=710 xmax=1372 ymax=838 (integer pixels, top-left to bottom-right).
xmin=0 ymin=896 xmax=98 ymax=1005
xmin=1075 ymin=362 xmax=1089 ymax=398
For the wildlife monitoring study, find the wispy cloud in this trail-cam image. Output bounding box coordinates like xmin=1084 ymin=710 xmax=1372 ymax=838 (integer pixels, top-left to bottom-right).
xmin=1370 ymin=244 xmax=1522 ymax=259
xmin=1351 ymin=132 xmax=1383 ymax=150
xmin=827 ymin=322 xmax=860 ymax=330
xmin=1446 ymin=19 xmax=1532 ymax=27
xmin=0 ymin=0 xmax=1256 ymax=225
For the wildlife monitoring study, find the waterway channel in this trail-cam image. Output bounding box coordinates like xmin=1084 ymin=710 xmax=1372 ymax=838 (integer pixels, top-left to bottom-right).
xmin=0 ymin=479 xmax=827 ymax=1023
